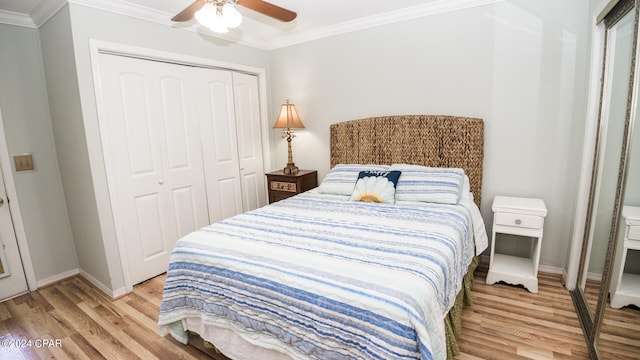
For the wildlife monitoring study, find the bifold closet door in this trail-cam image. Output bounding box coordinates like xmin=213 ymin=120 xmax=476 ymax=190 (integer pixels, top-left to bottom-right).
xmin=195 ymin=68 xmax=266 ymax=222
xmin=232 ymin=72 xmax=266 ymax=212
xmin=97 ymin=54 xmax=210 ymax=285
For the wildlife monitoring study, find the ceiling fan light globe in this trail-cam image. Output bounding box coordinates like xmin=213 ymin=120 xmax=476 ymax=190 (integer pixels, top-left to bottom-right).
xmin=222 ymin=3 xmax=242 ymax=28
xmin=194 ymin=3 xmax=217 ymax=28
xmin=209 ymin=13 xmax=229 ymax=33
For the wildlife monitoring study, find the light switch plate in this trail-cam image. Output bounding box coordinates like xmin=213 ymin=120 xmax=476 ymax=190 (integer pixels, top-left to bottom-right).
xmin=14 ymin=153 xmax=35 ymax=172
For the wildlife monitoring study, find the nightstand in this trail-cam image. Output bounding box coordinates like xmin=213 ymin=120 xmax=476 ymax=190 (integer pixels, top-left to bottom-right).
xmin=266 ymin=170 xmax=318 ymax=204
xmin=486 ymin=196 xmax=547 ymax=293
xmin=609 ymin=206 xmax=640 ymax=308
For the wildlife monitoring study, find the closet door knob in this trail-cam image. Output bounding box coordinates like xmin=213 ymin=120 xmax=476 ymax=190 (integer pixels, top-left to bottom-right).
xmin=0 ymin=197 xmax=4 ymax=206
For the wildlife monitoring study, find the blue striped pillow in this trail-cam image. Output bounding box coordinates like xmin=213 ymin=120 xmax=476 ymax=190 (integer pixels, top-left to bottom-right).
xmin=389 ymin=164 xmax=465 ymax=204
xmin=318 ymin=164 xmax=390 ymax=196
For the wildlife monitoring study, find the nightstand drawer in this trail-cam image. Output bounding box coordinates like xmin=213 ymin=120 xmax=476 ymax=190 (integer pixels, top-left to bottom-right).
xmin=628 ymin=225 xmax=640 ymax=241
xmin=495 ymin=212 xmax=543 ymax=229
xmin=270 ymin=181 xmax=297 ymax=193
xmin=266 ymin=170 xmax=318 ymax=204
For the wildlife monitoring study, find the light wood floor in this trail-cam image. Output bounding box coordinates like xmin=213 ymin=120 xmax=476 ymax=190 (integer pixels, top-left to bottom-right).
xmin=583 ymin=278 xmax=640 ymax=360
xmin=1 ymin=263 xmax=637 ymax=359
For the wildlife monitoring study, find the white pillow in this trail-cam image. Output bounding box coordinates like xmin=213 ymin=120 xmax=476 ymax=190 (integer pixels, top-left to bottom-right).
xmin=317 ymin=164 xmax=390 ymax=196
xmin=389 ymin=164 xmax=465 ymax=204
xmin=461 ymin=175 xmax=474 ymax=201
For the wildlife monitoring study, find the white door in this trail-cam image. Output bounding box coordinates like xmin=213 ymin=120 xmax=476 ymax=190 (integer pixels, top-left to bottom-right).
xmin=0 ymin=165 xmax=28 ymax=300
xmin=97 ymin=54 xmax=210 ymax=285
xmin=195 ymin=68 xmax=245 ymax=222
xmin=233 ymin=72 xmax=267 ymax=212
xmin=196 ymin=69 xmax=267 ymax=222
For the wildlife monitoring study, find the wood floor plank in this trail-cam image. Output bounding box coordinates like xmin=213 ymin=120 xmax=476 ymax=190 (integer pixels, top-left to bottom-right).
xmin=112 ymin=298 xmax=159 ymax=333
xmin=69 ymin=332 xmax=107 ymax=360
xmin=50 ymin=335 xmax=93 ymax=360
xmin=458 ymin=264 xmax=589 ymax=359
xmin=77 ymin=302 xmax=158 ymax=360
xmin=7 ymin=262 xmax=638 ymax=359
xmin=131 ymin=278 xmax=164 ymax=308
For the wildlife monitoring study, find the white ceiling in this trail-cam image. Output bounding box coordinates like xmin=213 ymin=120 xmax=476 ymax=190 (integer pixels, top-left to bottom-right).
xmin=0 ymin=0 xmax=504 ymax=49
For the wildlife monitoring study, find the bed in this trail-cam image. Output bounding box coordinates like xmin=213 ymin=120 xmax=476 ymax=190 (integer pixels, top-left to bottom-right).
xmin=158 ymin=115 xmax=486 ymax=360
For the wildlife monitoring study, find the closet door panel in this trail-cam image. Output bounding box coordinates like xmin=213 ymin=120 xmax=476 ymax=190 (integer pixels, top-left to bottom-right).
xmin=133 ymin=193 xmax=165 ymax=258
xmin=158 ymin=75 xmax=209 ymax=237
xmin=119 ymin=73 xmax=159 ymax=177
xmin=240 ymin=173 xmax=261 ymax=211
xmin=195 ymin=68 xmax=244 ymax=222
xmin=160 ymin=77 xmax=190 ymax=169
xmin=233 ymin=72 xmax=267 ymax=210
xmin=100 ymin=57 xmax=168 ymax=285
xmin=209 ymin=81 xmax=236 ymax=164
xmin=217 ymin=178 xmax=244 ymax=219
xmin=96 ymin=54 xmax=209 ymax=285
xmin=172 ymin=186 xmax=200 ymax=238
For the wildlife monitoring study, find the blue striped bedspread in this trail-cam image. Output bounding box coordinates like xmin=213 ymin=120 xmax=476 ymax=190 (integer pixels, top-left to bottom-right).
xmin=158 ymin=191 xmax=485 ymax=360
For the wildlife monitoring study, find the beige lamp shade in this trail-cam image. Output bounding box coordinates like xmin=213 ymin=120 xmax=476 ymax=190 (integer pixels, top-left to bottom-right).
xmin=273 ymin=100 xmax=304 ymax=129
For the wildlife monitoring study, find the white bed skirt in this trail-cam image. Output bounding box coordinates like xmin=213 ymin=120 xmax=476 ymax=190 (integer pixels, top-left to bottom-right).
xmin=185 ymin=317 xmax=294 ymax=360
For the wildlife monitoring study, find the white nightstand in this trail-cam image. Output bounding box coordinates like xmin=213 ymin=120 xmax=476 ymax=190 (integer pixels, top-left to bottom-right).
xmin=609 ymin=206 xmax=640 ymax=309
xmin=486 ymin=196 xmax=547 ymax=293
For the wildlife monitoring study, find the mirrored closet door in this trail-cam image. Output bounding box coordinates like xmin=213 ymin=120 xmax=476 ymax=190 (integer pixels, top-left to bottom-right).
xmin=597 ymin=43 xmax=640 ymax=357
xmin=572 ymin=0 xmax=640 ymax=358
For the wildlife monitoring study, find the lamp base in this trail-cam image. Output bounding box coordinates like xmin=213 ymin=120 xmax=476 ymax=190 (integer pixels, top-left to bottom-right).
xmin=283 ymin=163 xmax=299 ymax=174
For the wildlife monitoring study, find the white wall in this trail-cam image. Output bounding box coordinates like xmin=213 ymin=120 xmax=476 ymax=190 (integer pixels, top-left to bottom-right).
xmin=0 ymin=23 xmax=78 ymax=282
xmin=40 ymin=6 xmax=112 ymax=289
xmin=268 ymin=0 xmax=591 ymax=269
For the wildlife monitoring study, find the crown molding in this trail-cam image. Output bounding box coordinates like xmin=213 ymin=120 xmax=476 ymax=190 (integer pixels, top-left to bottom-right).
xmin=265 ymin=0 xmax=509 ymax=49
xmin=69 ymin=0 xmax=171 ymax=25
xmin=0 ymin=9 xmax=37 ymax=28
xmin=0 ymin=0 xmax=507 ymax=49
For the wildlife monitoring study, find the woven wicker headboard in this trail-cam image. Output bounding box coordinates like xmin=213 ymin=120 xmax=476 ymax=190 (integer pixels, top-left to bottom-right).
xmin=330 ymin=115 xmax=484 ymax=207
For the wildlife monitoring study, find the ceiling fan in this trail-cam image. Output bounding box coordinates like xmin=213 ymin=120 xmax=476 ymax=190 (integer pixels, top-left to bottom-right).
xmin=172 ymin=0 xmax=297 ymax=33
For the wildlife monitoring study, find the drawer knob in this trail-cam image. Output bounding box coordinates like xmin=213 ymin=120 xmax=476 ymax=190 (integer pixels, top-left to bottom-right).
xmin=515 ymin=219 xmax=522 ymax=225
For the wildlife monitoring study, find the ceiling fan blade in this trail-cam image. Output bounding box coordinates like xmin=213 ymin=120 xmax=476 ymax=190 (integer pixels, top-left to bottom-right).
xmin=238 ymin=0 xmax=297 ymax=22
xmin=171 ymin=0 xmax=205 ymax=22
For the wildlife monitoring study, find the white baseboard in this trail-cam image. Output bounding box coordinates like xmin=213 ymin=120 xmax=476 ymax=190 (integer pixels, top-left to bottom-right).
xmin=35 ymin=268 xmax=128 ymax=299
xmin=563 ymin=268 xmax=572 ymax=290
xmin=538 ymin=264 xmax=565 ymax=275
xmin=111 ymin=286 xmax=128 ymax=299
xmin=36 ymin=268 xmax=80 ymax=288
xmin=79 ymin=269 xmax=127 ymax=299
xmin=586 ymin=271 xmax=603 ymax=281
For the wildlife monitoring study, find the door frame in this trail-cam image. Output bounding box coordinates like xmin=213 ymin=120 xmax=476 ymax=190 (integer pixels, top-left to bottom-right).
xmin=0 ymin=107 xmax=38 ymax=292
xmin=89 ymin=40 xmax=272 ymax=292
